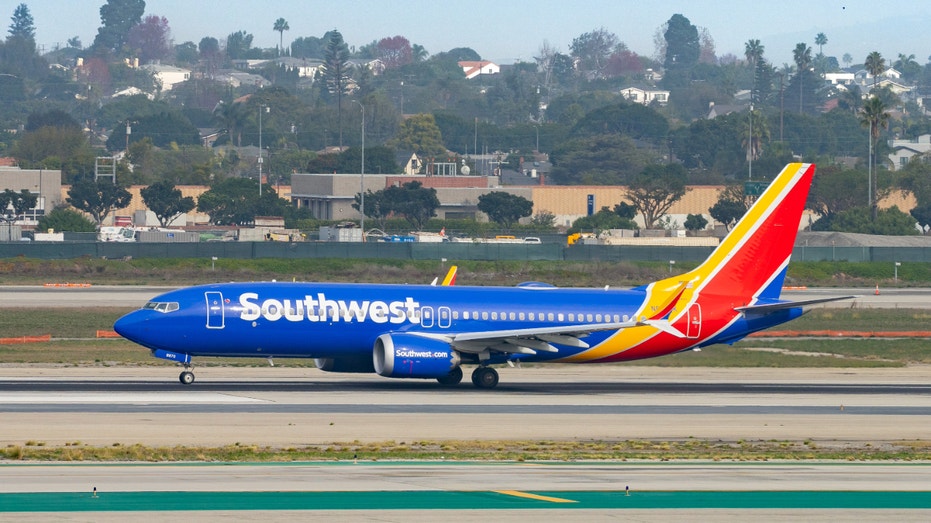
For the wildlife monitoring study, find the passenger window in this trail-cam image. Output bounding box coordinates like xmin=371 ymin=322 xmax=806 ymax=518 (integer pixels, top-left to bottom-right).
xmin=558 ymin=313 xmax=564 ymax=321
xmin=548 ymin=313 xmax=555 ymax=321
xmin=519 ymin=312 xmax=525 ymax=321
xmin=529 ymin=312 xmax=535 ymax=321
xmin=491 ymin=312 xmax=498 ymax=320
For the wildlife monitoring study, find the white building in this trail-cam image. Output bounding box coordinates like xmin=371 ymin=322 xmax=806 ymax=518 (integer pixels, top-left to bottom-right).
xmin=888 ymin=134 xmax=931 ymax=170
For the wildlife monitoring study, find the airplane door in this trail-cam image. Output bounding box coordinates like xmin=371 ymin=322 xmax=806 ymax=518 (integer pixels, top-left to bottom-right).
xmin=438 ymin=306 xmax=451 ymax=329
xmin=685 ymin=303 xmax=701 ymax=339
xmin=205 ymin=291 xmax=225 ymax=329
xmin=420 ymin=306 xmax=435 ymax=328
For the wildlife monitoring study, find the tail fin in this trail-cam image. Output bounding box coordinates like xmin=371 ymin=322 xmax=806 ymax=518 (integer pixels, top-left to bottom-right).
xmin=654 ymin=163 xmax=816 ymax=307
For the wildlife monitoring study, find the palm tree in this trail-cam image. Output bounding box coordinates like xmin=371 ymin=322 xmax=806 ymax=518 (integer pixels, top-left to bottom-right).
xmin=273 ymin=18 xmax=289 ymax=57
xmin=842 ymin=53 xmax=852 ymax=69
xmin=814 ymin=33 xmax=828 ymax=55
xmin=214 ymin=100 xmax=249 ymax=147
xmin=864 ymin=51 xmax=885 ymax=93
xmin=793 ymin=43 xmax=812 ymax=112
xmin=858 ymin=96 xmax=889 ymax=219
xmin=744 ymin=39 xmax=764 ymax=66
xmin=741 ymin=107 xmax=770 ymax=165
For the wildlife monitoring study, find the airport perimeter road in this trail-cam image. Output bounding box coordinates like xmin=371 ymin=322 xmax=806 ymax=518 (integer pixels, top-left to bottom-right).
xmin=1 ymin=285 xmax=930 ymax=309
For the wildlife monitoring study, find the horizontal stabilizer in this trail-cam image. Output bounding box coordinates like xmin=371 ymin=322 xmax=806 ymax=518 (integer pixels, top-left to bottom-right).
xmin=736 ymin=296 xmax=856 ymax=314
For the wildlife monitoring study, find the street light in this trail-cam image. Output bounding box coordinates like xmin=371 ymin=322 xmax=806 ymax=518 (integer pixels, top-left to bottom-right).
xmin=353 ymin=100 xmax=365 ymax=239
xmin=258 ymin=105 xmax=269 ymax=197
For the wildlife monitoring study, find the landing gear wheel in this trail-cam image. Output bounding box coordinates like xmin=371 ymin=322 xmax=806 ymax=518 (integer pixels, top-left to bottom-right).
xmin=179 ymin=370 xmax=195 ymax=385
xmin=436 ymin=366 xmax=463 ymax=386
xmin=471 ymin=367 xmax=499 ymax=389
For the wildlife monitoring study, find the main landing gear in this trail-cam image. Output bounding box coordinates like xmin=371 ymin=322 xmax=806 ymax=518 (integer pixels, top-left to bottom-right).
xmin=435 ymin=366 xmax=500 ymax=389
xmin=436 ymin=366 xmax=463 ymax=386
xmin=471 ymin=366 xmax=499 ymax=389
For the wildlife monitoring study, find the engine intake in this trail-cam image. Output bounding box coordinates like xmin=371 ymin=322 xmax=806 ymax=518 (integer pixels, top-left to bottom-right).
xmin=373 ymin=333 xmax=460 ymax=379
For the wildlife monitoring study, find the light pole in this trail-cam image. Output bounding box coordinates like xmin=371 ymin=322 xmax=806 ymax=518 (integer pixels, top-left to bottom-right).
xmin=895 ymin=261 xmax=900 ymax=283
xmin=258 ymin=105 xmax=269 ymax=197
xmin=353 ymin=100 xmax=365 ymax=239
xmin=748 ymin=103 xmax=753 ymax=180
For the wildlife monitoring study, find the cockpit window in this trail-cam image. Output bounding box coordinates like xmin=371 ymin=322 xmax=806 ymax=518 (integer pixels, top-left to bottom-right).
xmin=143 ymin=301 xmax=179 ymax=313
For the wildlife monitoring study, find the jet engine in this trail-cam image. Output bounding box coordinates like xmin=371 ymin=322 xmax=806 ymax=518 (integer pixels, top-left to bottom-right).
xmin=373 ymin=333 xmax=460 ymax=379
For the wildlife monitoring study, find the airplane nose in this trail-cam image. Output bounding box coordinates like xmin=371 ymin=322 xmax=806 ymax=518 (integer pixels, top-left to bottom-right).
xmin=113 ymin=311 xmax=149 ymax=345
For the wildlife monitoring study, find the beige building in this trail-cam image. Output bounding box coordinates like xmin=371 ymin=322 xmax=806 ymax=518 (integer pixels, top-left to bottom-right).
xmin=0 ymin=166 xmax=61 ymax=221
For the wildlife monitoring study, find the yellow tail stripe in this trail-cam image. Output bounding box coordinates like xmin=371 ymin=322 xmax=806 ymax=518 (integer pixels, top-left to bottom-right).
xmin=494 ymin=490 xmax=578 ymax=503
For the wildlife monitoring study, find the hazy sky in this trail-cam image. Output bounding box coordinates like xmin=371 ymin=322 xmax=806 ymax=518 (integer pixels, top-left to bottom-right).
xmin=23 ymin=1 xmax=931 ymax=67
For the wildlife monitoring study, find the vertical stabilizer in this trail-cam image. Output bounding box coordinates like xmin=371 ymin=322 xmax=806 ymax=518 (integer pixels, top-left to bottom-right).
xmin=656 ymin=163 xmax=816 ymax=307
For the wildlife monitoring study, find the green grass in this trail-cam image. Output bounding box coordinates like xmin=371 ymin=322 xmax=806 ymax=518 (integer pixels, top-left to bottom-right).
xmin=4 ymin=257 xmax=931 ymax=287
xmin=1 ymin=307 xmax=930 ymax=367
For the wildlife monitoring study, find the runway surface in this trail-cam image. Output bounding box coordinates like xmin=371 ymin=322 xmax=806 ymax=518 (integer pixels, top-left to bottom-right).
xmin=1 ymin=366 xmax=930 ymax=520
xmin=1 ymin=284 xmax=929 ymax=308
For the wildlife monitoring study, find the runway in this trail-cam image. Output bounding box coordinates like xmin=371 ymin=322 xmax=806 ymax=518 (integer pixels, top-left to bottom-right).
xmin=1 ymin=366 xmax=929 ymax=520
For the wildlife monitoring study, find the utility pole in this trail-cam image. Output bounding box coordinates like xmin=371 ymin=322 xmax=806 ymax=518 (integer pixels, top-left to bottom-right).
xmin=354 ymin=100 xmax=365 ymax=239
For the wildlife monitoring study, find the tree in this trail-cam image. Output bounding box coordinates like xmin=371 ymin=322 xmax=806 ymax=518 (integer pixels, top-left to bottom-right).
xmin=273 ymin=18 xmax=289 ymax=56
xmin=391 ymin=114 xmax=446 ymax=157
xmin=684 ymin=213 xmax=708 ymax=232
xmin=66 ymin=179 xmax=133 ymax=225
xmin=0 ymin=188 xmax=37 ymax=218
xmin=806 ymin=166 xmax=869 ymax=225
xmin=662 ymin=14 xmax=700 ymax=86
xmin=910 ymin=203 xmax=931 ymax=232
xmin=8 ymin=3 xmax=35 ymax=41
xmin=362 ymin=181 xmax=439 ymax=231
xmin=740 ymin=107 xmax=770 ymax=164
xmin=814 ymin=32 xmax=827 ymax=55
xmin=709 ymin=184 xmax=751 ymax=231
xmin=36 ymin=207 xmax=96 ymax=233
xmin=92 ymin=0 xmax=145 ymax=54
xmin=859 ymin=96 xmax=889 ymax=219
xmin=126 ymin=15 xmax=171 ymax=64
xmin=625 ymin=164 xmax=689 ymax=229
xmin=792 ymin=43 xmax=812 ymax=113
xmin=323 ymin=29 xmax=351 ymax=147
xmin=477 ymin=192 xmax=533 ymax=231
xmin=198 ymin=36 xmax=222 ymax=73
xmin=376 ymin=35 xmax=413 ymax=69
xmin=744 ymin=39 xmax=764 ymax=65
xmin=570 ymin=28 xmax=621 ymax=80
xmin=864 ymin=51 xmax=885 ymax=90
xmin=214 ymin=99 xmax=250 ymax=146
xmin=196 ymin=178 xmax=286 ymax=226
xmin=140 ymin=180 xmax=196 ymax=226
xmin=225 ymin=30 xmax=254 ymax=60
xmin=568 ymin=206 xmax=636 ymax=234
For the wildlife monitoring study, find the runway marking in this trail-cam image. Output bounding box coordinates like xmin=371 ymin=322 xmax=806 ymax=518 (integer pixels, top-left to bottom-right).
xmin=495 ymin=490 xmax=577 ymax=503
xmin=0 ymin=393 xmax=266 ymax=404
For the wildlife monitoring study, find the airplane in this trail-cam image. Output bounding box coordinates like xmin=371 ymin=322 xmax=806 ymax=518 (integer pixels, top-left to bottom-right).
xmin=114 ymin=163 xmax=851 ymax=388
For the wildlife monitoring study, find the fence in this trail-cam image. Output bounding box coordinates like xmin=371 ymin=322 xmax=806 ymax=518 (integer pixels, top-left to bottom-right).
xmin=2 ymin=241 xmax=930 ymax=263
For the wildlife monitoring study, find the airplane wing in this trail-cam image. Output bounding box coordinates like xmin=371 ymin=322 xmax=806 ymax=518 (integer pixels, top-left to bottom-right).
xmin=736 ymin=295 xmax=856 ymax=314
xmin=414 ymin=321 xmax=637 ymax=356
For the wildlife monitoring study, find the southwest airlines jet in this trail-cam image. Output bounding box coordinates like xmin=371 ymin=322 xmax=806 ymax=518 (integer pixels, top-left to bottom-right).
xmin=115 ymin=163 xmax=847 ymax=388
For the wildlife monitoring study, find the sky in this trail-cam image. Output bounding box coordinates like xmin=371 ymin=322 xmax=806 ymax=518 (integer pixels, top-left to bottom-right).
xmin=21 ymin=0 xmax=931 ymax=68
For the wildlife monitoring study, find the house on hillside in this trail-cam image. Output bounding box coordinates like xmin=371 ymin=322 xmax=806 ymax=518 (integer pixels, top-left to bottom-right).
xmin=888 ymin=134 xmax=931 ymax=170
xmin=620 ymin=86 xmax=670 ymax=106
xmin=459 ymin=61 xmax=500 ymax=79
xmin=141 ymin=64 xmax=191 ymax=91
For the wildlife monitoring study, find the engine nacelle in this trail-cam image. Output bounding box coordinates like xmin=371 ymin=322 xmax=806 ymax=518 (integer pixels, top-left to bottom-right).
xmin=314 ymin=355 xmax=376 ymax=373
xmin=373 ymin=333 xmax=460 ymax=379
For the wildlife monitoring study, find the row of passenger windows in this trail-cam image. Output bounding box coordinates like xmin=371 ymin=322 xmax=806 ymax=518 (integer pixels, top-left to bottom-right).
xmin=452 ymin=310 xmax=628 ymax=323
